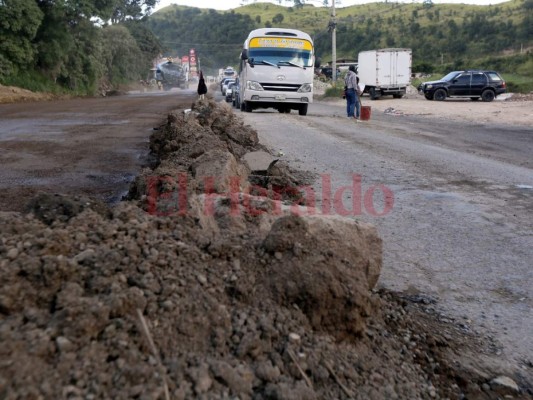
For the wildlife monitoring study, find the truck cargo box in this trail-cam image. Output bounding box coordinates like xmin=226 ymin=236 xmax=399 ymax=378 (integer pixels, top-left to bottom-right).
xmin=358 ymin=48 xmax=412 ymax=100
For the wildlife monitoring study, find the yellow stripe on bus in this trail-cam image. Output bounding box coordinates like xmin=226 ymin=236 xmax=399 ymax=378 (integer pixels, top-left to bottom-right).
xmin=250 ymin=37 xmax=313 ymax=50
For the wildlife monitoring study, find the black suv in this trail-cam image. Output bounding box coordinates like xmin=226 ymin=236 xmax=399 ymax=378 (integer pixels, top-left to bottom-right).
xmin=320 ymin=67 xmax=341 ymax=79
xmin=418 ymin=70 xmax=506 ymax=102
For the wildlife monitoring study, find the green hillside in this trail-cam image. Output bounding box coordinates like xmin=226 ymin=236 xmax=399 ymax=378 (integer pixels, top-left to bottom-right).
xmin=148 ymin=0 xmax=532 ymax=80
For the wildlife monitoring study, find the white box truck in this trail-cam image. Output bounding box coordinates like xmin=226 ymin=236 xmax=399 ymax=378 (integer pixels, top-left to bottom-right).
xmin=357 ymin=48 xmax=412 ymax=100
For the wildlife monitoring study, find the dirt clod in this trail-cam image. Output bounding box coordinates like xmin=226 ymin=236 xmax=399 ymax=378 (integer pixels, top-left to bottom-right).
xmin=25 ymin=192 xmax=112 ymax=225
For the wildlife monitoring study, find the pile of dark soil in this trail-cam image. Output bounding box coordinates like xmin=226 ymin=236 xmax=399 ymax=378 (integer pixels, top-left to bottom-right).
xmin=1 ymin=99 xmax=530 ymax=400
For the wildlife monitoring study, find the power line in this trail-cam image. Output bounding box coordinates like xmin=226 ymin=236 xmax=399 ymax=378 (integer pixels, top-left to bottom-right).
xmin=158 ymin=41 xmax=243 ymax=47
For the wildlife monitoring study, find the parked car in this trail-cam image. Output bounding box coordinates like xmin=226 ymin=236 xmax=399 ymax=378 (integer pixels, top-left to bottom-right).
xmin=418 ymin=70 xmax=506 ymax=102
xmin=231 ymin=78 xmax=240 ymax=108
xmin=220 ymin=78 xmax=233 ymax=93
xmin=319 ymin=66 xmax=341 ymax=79
xmin=222 ymin=79 xmax=235 ymax=96
xmin=225 ymin=82 xmax=236 ymax=102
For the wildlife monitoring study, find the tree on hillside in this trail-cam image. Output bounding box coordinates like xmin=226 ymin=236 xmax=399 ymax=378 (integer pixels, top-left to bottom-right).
xmin=56 ymin=20 xmax=105 ymax=91
xmin=102 ymin=25 xmax=144 ymax=84
xmin=0 ymin=0 xmax=43 ymax=76
xmin=124 ymin=20 xmax=161 ymax=60
xmin=63 ymin=0 xmax=117 ymax=21
xmin=111 ymin=0 xmax=158 ymax=23
xmin=272 ymin=13 xmax=284 ymax=24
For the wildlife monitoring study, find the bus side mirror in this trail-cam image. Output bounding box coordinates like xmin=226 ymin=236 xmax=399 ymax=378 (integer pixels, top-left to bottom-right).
xmin=241 ymin=50 xmax=248 ymax=60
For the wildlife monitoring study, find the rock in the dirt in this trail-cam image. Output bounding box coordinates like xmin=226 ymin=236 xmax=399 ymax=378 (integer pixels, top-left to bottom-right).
xmin=25 ymin=192 xmax=110 ymax=225
xmin=263 ymin=214 xmax=382 ymax=289
xmin=262 ymin=214 xmax=382 ymax=336
xmin=191 ymin=149 xmax=249 ymax=194
xmin=189 ymin=363 xmax=213 ymax=394
xmin=210 ymin=361 xmax=253 ymax=396
xmin=255 ymin=360 xmax=281 ymax=383
xmin=264 ymin=381 xmax=317 ymax=400
xmin=6 ymin=248 xmax=19 ymax=260
xmin=489 ymin=376 xmax=520 ymax=394
xmin=243 ymin=151 xmax=275 ymax=173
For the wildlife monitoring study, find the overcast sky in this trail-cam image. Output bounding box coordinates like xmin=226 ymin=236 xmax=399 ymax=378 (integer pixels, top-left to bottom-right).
xmin=153 ymin=0 xmax=511 ymax=12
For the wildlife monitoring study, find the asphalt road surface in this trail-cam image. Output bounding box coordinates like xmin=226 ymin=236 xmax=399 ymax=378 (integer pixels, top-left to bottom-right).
xmin=229 ymin=95 xmax=532 ymax=380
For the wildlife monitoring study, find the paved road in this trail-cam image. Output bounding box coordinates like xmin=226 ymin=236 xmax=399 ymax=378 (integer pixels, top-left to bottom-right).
xmin=230 ymin=97 xmax=533 ymax=379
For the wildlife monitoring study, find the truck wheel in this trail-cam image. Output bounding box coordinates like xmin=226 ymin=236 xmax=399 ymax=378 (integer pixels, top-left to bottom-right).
xmin=393 ymin=94 xmax=403 ymax=99
xmin=369 ymin=87 xmax=379 ymax=100
xmin=298 ymin=104 xmax=308 ymax=116
xmin=240 ymin=102 xmax=245 ymax=111
xmin=481 ymin=89 xmax=495 ymax=102
xmin=244 ymin=101 xmax=253 ymax=113
xmin=433 ymin=88 xmax=447 ymax=101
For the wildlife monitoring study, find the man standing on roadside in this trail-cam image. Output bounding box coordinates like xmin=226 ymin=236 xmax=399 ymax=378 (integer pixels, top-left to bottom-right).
xmin=355 ymin=75 xmax=362 ymax=121
xmin=197 ymin=71 xmax=207 ymax=100
xmin=344 ymin=65 xmax=360 ymax=120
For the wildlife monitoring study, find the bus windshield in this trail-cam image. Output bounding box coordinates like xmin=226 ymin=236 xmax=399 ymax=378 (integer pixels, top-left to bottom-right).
xmin=248 ymin=48 xmax=313 ymax=68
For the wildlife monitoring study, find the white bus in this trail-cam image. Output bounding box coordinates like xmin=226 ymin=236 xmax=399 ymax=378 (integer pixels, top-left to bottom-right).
xmin=238 ymin=28 xmax=314 ymax=116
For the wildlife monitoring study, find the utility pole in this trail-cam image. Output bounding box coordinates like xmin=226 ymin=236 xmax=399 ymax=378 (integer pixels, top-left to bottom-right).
xmin=332 ymin=0 xmax=337 ymax=83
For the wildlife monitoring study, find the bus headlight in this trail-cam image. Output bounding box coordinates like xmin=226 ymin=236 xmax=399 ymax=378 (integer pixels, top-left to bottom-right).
xmin=297 ymin=83 xmax=312 ymax=93
xmin=246 ymin=81 xmax=264 ymax=91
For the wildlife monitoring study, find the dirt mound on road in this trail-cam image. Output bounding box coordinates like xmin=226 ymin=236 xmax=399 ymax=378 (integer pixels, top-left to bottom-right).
xmin=0 ymin=84 xmax=58 ymax=104
xmin=1 ymin=99 xmax=530 ymax=400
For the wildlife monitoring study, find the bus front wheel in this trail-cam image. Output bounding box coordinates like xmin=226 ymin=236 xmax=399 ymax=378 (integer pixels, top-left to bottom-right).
xmin=298 ymin=104 xmax=308 ymax=116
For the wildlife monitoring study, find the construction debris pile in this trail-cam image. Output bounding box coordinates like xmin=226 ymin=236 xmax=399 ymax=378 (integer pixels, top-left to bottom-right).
xmin=0 ymin=99 xmax=529 ymax=400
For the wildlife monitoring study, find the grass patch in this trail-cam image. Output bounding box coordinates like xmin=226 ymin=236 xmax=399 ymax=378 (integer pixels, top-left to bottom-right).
xmin=322 ymin=80 xmax=347 ymax=99
xmin=325 ymin=86 xmax=344 ymax=98
xmin=502 ymin=74 xmax=533 ymax=93
xmin=0 ymin=70 xmax=82 ymax=95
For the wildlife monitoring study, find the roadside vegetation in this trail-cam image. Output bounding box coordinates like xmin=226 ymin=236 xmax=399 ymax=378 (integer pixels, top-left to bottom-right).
xmin=1 ymin=0 xmax=532 ymax=96
xmin=150 ymin=0 xmax=532 ymax=93
xmin=0 ymin=0 xmax=161 ymax=96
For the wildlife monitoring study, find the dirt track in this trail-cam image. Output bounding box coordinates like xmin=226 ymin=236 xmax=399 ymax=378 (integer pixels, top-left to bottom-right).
xmin=354 ymin=87 xmax=533 ymax=127
xmin=0 ymin=90 xmax=195 ymax=211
